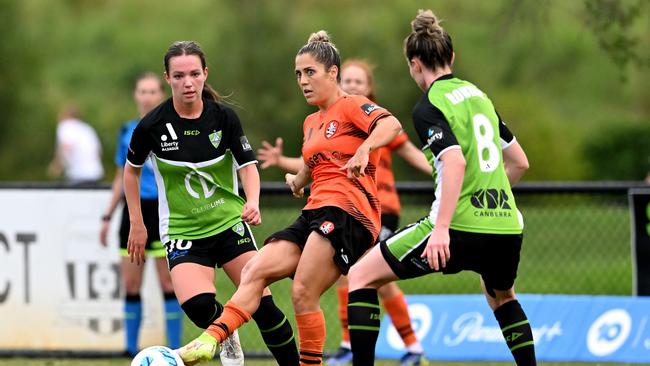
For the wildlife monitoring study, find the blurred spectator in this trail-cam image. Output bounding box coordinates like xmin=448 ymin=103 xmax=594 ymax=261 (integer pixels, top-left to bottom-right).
xmin=48 ymin=103 xmax=104 ymax=185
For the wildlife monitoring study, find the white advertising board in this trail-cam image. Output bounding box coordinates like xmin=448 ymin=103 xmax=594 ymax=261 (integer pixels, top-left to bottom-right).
xmin=0 ymin=189 xmax=165 ymax=350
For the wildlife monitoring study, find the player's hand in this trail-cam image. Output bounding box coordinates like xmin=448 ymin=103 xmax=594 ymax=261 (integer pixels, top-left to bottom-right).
xmin=99 ymin=220 xmax=110 ymax=247
xmin=285 ymin=173 xmax=304 ymax=198
xmin=341 ymin=145 xmax=369 ymax=179
xmin=127 ymin=222 xmax=147 ymax=265
xmin=257 ymin=137 xmax=284 ymax=170
xmin=421 ymin=226 xmax=451 ymax=271
xmin=241 ymin=201 xmax=261 ymax=225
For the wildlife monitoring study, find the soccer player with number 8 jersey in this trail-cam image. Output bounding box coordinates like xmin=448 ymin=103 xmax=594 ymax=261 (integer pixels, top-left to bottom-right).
xmin=346 ymin=9 xmax=537 ymax=366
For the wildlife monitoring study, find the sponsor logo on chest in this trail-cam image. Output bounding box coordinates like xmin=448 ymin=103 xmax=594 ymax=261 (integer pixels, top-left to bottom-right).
xmin=160 ymin=123 xmax=180 ymax=151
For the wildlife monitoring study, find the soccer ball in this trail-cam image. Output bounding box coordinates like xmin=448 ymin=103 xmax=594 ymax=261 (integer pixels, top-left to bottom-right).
xmin=131 ymin=346 xmax=185 ymax=366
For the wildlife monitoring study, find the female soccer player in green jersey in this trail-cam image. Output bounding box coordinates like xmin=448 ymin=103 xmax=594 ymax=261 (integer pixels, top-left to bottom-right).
xmin=346 ymin=9 xmax=536 ymax=366
xmin=123 ymin=41 xmax=298 ymax=366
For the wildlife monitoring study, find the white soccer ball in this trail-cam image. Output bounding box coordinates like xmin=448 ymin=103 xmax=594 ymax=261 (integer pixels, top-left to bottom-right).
xmin=131 ymin=346 xmax=185 ymax=366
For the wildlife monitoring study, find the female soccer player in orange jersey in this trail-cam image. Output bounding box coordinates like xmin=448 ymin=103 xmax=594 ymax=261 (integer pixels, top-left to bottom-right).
xmin=176 ymin=31 xmax=402 ymax=366
xmin=258 ymin=59 xmax=432 ymax=366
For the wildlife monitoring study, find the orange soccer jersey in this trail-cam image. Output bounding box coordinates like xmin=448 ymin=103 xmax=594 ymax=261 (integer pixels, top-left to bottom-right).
xmin=302 ymin=95 xmax=392 ymax=240
xmin=376 ymin=131 xmax=409 ymax=216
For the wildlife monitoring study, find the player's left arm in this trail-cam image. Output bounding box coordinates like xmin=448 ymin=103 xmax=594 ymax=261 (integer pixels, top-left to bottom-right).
xmin=395 ymin=139 xmax=433 ymax=176
xmin=238 ymin=164 xmax=262 ymax=225
xmin=343 ymin=116 xmax=402 ymax=178
xmin=497 ymin=114 xmax=529 ymax=186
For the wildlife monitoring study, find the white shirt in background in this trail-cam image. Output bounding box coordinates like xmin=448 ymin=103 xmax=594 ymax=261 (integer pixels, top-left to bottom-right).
xmin=56 ymin=118 xmax=104 ymax=183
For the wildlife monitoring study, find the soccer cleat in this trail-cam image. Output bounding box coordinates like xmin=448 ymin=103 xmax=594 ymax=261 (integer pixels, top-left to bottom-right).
xmin=175 ymin=332 xmax=217 ymax=365
xmin=399 ymin=351 xmax=428 ymax=366
xmin=219 ymin=329 xmax=245 ymax=366
xmin=326 ymin=346 xmax=353 ymax=365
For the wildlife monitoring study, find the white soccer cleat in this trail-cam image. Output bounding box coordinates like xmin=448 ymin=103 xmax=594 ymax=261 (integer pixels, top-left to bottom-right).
xmin=219 ymin=329 xmax=244 ymax=366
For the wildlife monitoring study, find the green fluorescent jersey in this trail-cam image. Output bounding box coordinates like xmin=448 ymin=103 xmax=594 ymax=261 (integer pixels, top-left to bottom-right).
xmin=412 ymin=74 xmax=523 ymax=234
xmin=127 ymin=98 xmax=257 ymax=242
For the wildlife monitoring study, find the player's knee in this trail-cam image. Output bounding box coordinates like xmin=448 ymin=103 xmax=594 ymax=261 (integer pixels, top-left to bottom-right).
xmin=123 ymin=276 xmax=142 ymax=294
xmin=181 ymin=293 xmax=223 ymax=329
xmin=347 ymin=265 xmax=367 ymax=291
xmin=291 ymin=281 xmax=316 ymax=312
xmin=377 ymin=281 xmax=401 ymax=299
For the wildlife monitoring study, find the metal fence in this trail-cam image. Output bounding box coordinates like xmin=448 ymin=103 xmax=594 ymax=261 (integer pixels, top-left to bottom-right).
xmin=0 ymin=181 xmax=645 ymax=354
xmin=223 ymin=181 xmax=644 ymax=352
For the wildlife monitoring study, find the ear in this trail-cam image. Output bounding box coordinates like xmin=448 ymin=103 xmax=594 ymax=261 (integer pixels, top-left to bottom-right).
xmin=163 ymin=72 xmax=171 ymax=85
xmin=411 ymin=58 xmax=422 ymax=73
xmin=450 ymin=52 xmax=456 ymax=66
xmin=329 ymin=65 xmax=339 ymax=80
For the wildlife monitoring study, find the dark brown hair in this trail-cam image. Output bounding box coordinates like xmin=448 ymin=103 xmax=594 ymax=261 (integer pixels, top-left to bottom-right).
xmin=164 ymin=41 xmax=221 ymax=102
xmin=297 ymin=30 xmax=342 ymax=82
xmin=404 ymin=9 xmax=453 ymax=71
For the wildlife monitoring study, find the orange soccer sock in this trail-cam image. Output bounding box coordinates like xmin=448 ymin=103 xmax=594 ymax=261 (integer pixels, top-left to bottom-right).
xmin=336 ymin=286 xmax=350 ymax=344
xmin=382 ymin=292 xmax=417 ymax=347
xmin=296 ymin=310 xmax=326 ymax=366
xmin=205 ymin=301 xmax=252 ymax=342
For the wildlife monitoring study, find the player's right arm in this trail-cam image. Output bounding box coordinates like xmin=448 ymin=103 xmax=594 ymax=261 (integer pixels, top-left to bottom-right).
xmin=123 ymin=164 xmax=146 ymax=265
xmin=257 ymin=137 xmax=303 ymax=174
xmin=285 ymin=161 xmax=311 ymax=198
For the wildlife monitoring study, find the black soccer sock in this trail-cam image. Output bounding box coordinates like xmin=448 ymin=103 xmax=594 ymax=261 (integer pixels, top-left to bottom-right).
xmin=348 ymin=288 xmax=380 ymax=366
xmin=252 ymin=295 xmax=299 ymax=366
xmin=494 ymin=300 xmax=537 ymax=366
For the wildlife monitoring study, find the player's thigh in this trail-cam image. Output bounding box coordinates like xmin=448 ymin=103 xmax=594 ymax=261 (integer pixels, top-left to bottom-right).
xmin=170 ymin=262 xmax=216 ymax=304
xmin=153 ymin=256 xmax=174 ymax=292
xmin=248 ymin=240 xmax=302 ymax=284
xmin=293 ymin=232 xmax=341 ymax=299
xmin=348 ymin=245 xmax=399 ymax=291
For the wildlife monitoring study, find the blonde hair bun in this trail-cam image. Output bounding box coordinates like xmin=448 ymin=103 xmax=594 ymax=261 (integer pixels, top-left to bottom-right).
xmin=308 ymin=30 xmax=331 ymax=44
xmin=411 ymin=9 xmax=443 ymax=36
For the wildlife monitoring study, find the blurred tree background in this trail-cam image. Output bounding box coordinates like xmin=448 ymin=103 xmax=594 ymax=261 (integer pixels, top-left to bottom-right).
xmin=0 ymin=0 xmax=648 ymax=182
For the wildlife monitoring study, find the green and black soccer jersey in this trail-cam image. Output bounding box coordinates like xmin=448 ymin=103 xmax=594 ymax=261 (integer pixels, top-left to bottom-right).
xmin=412 ymin=74 xmax=522 ymax=234
xmin=127 ymin=98 xmax=257 ymax=243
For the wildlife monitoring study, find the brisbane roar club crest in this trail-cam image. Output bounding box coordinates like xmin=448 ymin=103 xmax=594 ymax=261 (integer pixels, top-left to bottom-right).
xmin=209 ymin=130 xmax=222 ymax=149
xmin=325 ymin=121 xmax=339 ymax=139
xmin=319 ymin=221 xmax=335 ymax=235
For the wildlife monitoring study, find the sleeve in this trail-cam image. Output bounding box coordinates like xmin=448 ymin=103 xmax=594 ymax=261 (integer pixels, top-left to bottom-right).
xmin=412 ymin=100 xmax=459 ymax=160
xmin=495 ymin=110 xmax=516 ymax=149
xmin=126 ymin=121 xmax=154 ymax=167
xmin=344 ymin=96 xmax=393 ymax=135
xmin=114 ymin=124 xmax=129 ymax=167
xmin=385 ymin=130 xmax=409 ymax=151
xmin=224 ymin=107 xmax=257 ymax=168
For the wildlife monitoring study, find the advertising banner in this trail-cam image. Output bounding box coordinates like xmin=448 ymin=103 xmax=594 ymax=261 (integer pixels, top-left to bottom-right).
xmin=0 ymin=189 xmax=165 ymax=351
xmin=376 ymin=294 xmax=650 ymax=363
